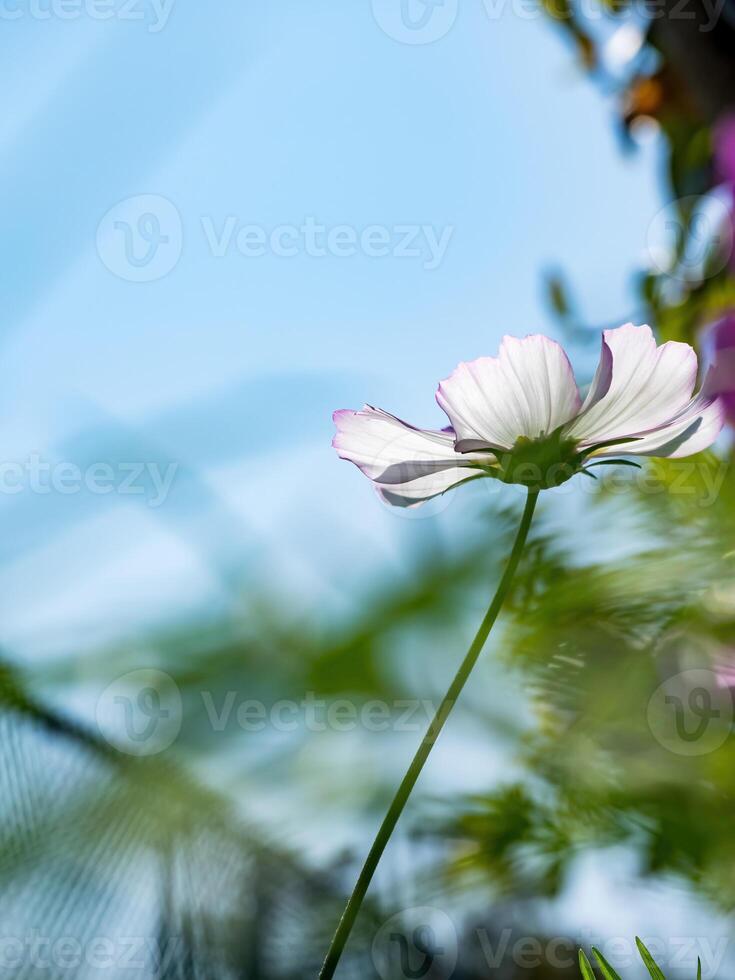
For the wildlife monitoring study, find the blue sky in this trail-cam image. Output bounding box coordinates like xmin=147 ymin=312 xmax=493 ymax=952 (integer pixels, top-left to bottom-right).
xmin=0 ymin=0 xmax=664 ymax=657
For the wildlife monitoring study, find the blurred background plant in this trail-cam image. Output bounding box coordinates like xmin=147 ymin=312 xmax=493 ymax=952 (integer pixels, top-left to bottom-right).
xmin=3 ymin=1 xmax=735 ymax=979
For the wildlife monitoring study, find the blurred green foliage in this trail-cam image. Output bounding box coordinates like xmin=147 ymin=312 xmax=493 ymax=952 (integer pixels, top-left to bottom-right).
xmin=4 ymin=448 xmax=733 ymax=975
xmin=426 ymin=455 xmax=735 ymax=909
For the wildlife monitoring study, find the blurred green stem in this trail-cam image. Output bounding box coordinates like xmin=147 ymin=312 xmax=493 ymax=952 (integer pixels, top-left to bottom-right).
xmin=319 ymin=488 xmax=540 ymax=980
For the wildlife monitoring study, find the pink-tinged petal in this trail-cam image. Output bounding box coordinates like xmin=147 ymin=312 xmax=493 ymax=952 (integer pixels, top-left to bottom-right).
xmin=579 ymin=334 xmax=613 ymax=411
xmin=436 ymin=334 xmax=582 ymax=451
xmin=567 ymin=323 xmax=697 ymax=445
xmin=333 ymin=406 xmax=460 ymax=480
xmin=333 ymin=406 xmax=494 ymax=506
xmin=589 ymin=391 xmax=725 ymax=458
xmin=375 ymin=471 xmax=487 ymax=508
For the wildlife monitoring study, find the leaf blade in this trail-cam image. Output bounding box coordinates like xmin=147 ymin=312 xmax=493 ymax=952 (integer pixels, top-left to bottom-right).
xmin=592 ymin=946 xmax=623 ymax=980
xmin=636 ymin=937 xmax=666 ymax=980
xmin=579 ymin=949 xmax=597 ymax=980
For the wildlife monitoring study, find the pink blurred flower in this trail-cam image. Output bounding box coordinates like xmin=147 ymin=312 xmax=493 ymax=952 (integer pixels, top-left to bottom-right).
xmin=714 ymin=114 xmax=735 ymax=273
xmin=714 ymin=651 xmax=735 ymax=689
xmin=707 ymin=314 xmax=735 ymax=426
xmin=714 ymin=114 xmax=735 ymax=187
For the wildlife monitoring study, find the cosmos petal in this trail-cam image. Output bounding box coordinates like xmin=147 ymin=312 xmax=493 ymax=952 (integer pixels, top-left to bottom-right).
xmin=568 ymin=323 xmax=697 ymax=444
xmin=375 ymin=471 xmax=488 ymax=508
xmin=579 ymin=333 xmax=613 ymax=412
xmin=589 ymin=391 xmax=725 ymax=458
xmin=332 ymin=406 xmax=494 ymax=506
xmin=436 ymin=334 xmax=582 ymax=451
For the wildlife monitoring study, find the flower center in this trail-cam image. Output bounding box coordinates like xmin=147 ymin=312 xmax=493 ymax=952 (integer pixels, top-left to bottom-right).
xmin=493 ymin=430 xmax=583 ymax=490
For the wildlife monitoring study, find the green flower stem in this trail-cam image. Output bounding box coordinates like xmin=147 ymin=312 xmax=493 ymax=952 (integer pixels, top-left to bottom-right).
xmin=319 ymin=487 xmax=540 ymax=980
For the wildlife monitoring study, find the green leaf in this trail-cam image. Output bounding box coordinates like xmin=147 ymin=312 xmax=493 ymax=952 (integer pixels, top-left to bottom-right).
xmin=697 ymin=957 xmax=702 ymax=980
xmin=592 ymin=946 xmax=623 ymax=980
xmin=579 ymin=949 xmax=597 ymax=980
xmin=579 ymin=436 xmax=642 ymax=458
xmin=636 ymin=938 xmax=666 ymax=979
xmin=587 ymin=458 xmax=643 ymax=470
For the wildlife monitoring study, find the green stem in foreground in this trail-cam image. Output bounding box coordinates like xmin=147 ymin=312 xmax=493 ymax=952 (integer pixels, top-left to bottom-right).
xmin=319 ymin=488 xmax=540 ymax=980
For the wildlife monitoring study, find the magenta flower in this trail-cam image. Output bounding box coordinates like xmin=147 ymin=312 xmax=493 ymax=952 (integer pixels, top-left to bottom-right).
xmin=708 ymin=313 xmax=735 ymax=426
xmin=714 ymin=114 xmax=735 ymax=273
xmin=715 ymin=113 xmax=735 ymax=187
xmin=334 ymin=323 xmax=724 ymax=506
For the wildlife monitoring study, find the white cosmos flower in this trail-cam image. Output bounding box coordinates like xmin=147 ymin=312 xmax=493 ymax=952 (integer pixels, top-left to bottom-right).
xmin=333 ymin=324 xmax=725 ymax=507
